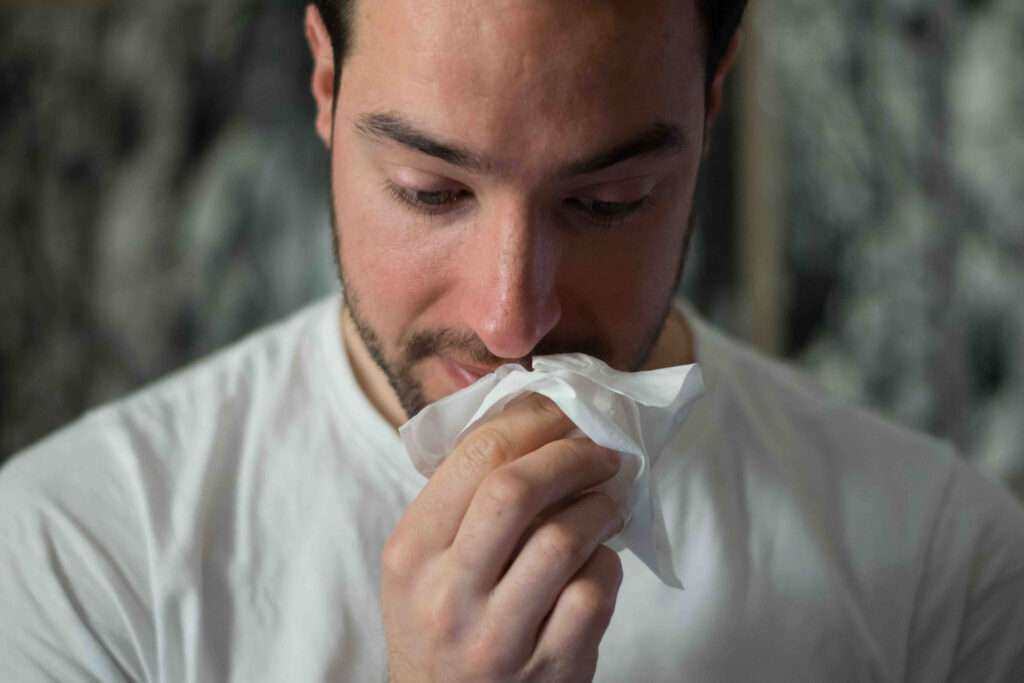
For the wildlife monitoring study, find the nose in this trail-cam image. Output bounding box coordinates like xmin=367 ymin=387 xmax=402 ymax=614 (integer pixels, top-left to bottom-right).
xmin=461 ymin=203 xmax=562 ymax=360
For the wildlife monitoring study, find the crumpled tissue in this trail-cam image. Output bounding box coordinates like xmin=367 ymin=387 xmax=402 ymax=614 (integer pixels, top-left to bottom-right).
xmin=398 ymin=353 xmax=705 ymax=589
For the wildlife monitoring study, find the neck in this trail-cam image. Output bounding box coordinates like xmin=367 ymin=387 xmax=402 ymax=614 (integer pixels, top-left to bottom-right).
xmin=641 ymin=301 xmax=696 ymax=371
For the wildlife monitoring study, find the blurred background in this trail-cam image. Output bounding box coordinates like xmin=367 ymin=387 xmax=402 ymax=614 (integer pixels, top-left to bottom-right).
xmin=1 ymin=0 xmax=1022 ymax=502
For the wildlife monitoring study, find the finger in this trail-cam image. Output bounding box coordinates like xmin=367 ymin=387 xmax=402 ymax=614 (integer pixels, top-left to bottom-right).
xmin=530 ymin=545 xmax=623 ymax=670
xmin=451 ymin=438 xmax=621 ymax=586
xmin=486 ymin=490 xmax=624 ymax=641
xmin=395 ymin=393 xmax=574 ymax=557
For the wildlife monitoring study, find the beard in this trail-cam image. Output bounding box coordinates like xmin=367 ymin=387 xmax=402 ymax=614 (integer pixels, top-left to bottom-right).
xmin=329 ymin=187 xmax=696 ymax=422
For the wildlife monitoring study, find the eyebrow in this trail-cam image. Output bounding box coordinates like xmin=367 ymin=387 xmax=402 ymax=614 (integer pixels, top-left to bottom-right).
xmin=562 ymin=122 xmax=686 ymax=176
xmin=355 ymin=111 xmax=686 ymax=178
xmin=356 ymin=112 xmax=492 ymax=174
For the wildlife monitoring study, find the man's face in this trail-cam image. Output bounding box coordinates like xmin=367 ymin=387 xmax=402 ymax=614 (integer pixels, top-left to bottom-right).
xmin=325 ymin=0 xmax=709 ymax=419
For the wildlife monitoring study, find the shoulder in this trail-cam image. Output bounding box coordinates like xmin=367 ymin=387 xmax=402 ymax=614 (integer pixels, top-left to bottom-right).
xmin=113 ymin=294 xmax=341 ymax=430
xmin=2 ymin=295 xmax=338 ymax=499
xmin=676 ymin=305 xmax=1024 ymax=678
xmin=0 ymin=295 xmax=342 ymax=680
xmin=0 ymin=294 xmax=342 ymax=536
xmin=684 ymin=310 xmax=957 ymax=498
xmin=905 ymin=456 xmax=1024 ymax=681
xmin=681 ymin=305 xmax=1022 ymax=543
xmin=0 ymin=407 xmax=152 ymax=680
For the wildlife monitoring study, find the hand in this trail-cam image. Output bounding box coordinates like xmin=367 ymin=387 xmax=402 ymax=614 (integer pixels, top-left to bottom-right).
xmin=381 ymin=393 xmax=626 ymax=683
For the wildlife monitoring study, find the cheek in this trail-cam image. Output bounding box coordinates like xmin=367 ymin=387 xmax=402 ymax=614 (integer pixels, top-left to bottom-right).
xmin=564 ymin=211 xmax=686 ymax=320
xmin=331 ymin=149 xmax=457 ymax=340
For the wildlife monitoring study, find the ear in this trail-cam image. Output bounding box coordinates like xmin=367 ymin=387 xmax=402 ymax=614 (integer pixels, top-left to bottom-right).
xmin=703 ymin=31 xmax=742 ymax=157
xmin=305 ymin=4 xmax=337 ymax=148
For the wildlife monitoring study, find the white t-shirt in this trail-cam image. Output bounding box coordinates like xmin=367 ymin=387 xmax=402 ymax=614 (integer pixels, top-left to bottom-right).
xmin=2 ymin=295 xmax=1022 ymax=682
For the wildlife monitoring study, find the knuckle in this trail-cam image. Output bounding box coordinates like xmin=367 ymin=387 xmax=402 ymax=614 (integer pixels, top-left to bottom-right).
xmin=460 ymin=427 xmax=514 ymax=470
xmin=535 ymin=524 xmax=588 ymax=567
xmin=464 ymin=630 xmax=517 ymax=678
xmin=563 ymin=578 xmax=617 ymax=624
xmin=425 ymin=585 xmax=463 ymax=642
xmin=529 ymin=392 xmax=565 ymax=420
xmin=380 ymin=533 xmax=421 ymax=581
xmin=480 ymin=470 xmax=533 ymax=510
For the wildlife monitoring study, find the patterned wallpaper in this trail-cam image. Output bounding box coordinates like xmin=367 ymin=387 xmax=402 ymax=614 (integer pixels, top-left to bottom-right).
xmin=1 ymin=0 xmax=1021 ymax=501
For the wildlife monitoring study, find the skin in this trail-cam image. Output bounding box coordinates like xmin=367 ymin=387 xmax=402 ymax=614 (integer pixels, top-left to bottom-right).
xmin=305 ymin=1 xmax=739 ymax=679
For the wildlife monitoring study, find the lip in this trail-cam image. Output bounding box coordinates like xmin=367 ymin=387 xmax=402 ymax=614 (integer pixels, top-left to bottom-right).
xmin=439 ymin=356 xmax=493 ymax=390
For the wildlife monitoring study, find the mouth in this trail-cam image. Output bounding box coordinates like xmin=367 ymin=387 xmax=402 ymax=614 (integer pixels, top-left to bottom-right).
xmin=438 ymin=356 xmax=497 ymax=390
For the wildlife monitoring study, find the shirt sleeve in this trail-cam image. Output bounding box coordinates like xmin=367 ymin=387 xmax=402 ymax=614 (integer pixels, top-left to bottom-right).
xmin=0 ymin=417 xmax=152 ymax=683
xmin=905 ymin=455 xmax=1024 ymax=682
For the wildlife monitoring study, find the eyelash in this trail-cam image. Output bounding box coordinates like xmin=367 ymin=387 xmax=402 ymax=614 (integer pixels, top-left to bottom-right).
xmin=385 ymin=181 xmax=469 ymax=216
xmin=565 ymin=196 xmax=653 ymax=227
xmin=384 ymin=180 xmax=653 ymax=228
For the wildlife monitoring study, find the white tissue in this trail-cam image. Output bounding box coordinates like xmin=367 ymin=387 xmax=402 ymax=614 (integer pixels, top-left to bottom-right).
xmin=398 ymin=353 xmax=705 ymax=589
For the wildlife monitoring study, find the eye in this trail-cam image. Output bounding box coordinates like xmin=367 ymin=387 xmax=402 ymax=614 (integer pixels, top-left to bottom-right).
xmin=410 ymin=190 xmax=461 ymax=207
xmin=566 ymin=196 xmax=651 ymax=226
xmin=385 ymin=181 xmax=470 ymax=215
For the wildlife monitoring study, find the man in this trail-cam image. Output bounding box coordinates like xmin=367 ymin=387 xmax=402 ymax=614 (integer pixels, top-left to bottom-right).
xmin=2 ymin=0 xmax=1023 ymax=681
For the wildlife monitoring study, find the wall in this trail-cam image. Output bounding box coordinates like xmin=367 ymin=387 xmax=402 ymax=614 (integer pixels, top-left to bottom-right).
xmin=2 ymin=0 xmax=1022 ymax=502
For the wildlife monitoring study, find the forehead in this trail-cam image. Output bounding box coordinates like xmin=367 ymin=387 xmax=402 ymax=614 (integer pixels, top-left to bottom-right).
xmin=341 ymin=0 xmax=707 ymax=171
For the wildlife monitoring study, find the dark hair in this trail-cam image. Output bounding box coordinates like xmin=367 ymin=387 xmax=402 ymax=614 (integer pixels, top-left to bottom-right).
xmin=313 ymin=0 xmax=748 ymax=97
